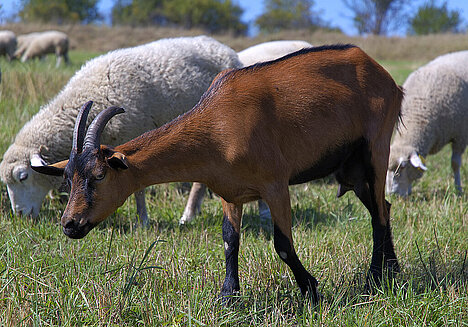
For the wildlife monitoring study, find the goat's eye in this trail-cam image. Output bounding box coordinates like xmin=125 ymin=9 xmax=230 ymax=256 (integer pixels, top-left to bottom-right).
xmin=95 ymin=173 xmax=105 ymax=181
xmin=19 ymin=171 xmax=28 ymax=182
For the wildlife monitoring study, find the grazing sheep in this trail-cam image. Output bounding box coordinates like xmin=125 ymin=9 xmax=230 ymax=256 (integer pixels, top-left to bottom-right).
xmin=20 ymin=31 xmax=69 ymax=67
xmin=0 ymin=30 xmax=17 ymax=61
xmin=386 ymin=51 xmax=468 ymax=196
xmin=179 ymin=40 xmax=313 ymax=225
xmin=14 ymin=32 xmax=40 ymax=59
xmin=0 ymin=35 xmax=241 ymax=220
xmin=237 ymin=40 xmax=312 ymax=66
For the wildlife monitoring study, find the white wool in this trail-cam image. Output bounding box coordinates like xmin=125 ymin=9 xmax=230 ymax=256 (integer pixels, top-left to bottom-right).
xmin=387 ymin=51 xmax=468 ymax=195
xmin=0 ymin=35 xmax=241 ymax=216
xmin=20 ymin=31 xmax=69 ymax=66
xmin=237 ymin=40 xmax=312 ymax=67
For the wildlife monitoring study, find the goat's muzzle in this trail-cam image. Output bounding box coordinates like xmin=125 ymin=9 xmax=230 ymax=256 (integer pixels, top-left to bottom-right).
xmin=62 ymin=216 xmax=95 ymax=239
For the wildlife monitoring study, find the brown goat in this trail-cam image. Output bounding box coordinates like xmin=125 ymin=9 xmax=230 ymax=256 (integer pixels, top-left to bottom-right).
xmin=33 ymin=45 xmax=403 ymax=302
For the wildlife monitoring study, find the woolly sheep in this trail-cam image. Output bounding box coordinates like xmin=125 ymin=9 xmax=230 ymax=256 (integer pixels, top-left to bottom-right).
xmin=237 ymin=40 xmax=312 ymax=66
xmin=178 ymin=40 xmax=313 ymax=225
xmin=14 ymin=32 xmax=40 ymax=59
xmin=386 ymin=51 xmax=468 ymax=196
xmin=0 ymin=30 xmax=17 ymax=61
xmin=20 ymin=31 xmax=69 ymax=67
xmin=0 ymin=35 xmax=241 ymax=220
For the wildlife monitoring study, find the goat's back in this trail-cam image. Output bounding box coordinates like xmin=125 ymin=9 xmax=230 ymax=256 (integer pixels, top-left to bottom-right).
xmin=194 ymin=45 xmax=403 ymax=177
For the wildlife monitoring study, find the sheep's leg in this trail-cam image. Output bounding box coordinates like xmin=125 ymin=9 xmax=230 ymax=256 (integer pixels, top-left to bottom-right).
xmin=179 ymin=182 xmax=206 ymax=224
xmin=56 ymin=55 xmax=62 ymax=68
xmin=451 ymin=146 xmax=464 ymax=193
xmin=264 ymin=184 xmax=319 ymax=303
xmin=220 ymin=199 xmax=243 ymax=300
xmin=134 ymin=189 xmax=149 ymax=227
xmin=257 ymin=199 xmax=271 ymax=221
xmin=63 ymin=51 xmax=70 ymax=65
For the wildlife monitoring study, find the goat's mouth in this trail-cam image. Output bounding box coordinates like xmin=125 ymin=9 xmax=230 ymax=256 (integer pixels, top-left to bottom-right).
xmin=62 ymin=220 xmax=95 ymax=239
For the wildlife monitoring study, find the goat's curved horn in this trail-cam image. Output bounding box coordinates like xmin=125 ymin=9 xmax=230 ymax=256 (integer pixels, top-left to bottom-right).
xmin=83 ymin=106 xmax=125 ymax=150
xmin=73 ymin=101 xmax=93 ymax=153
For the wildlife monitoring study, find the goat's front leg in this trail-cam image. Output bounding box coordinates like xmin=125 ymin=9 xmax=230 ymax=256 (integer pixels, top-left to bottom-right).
xmin=220 ymin=199 xmax=243 ymax=299
xmin=264 ymin=185 xmax=319 ymax=303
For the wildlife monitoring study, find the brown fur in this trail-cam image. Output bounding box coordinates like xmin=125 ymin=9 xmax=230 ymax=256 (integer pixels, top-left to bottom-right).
xmin=40 ymin=45 xmax=403 ymax=300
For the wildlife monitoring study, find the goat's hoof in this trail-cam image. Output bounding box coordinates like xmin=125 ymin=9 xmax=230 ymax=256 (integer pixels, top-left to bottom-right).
xmin=217 ymin=290 xmax=241 ymax=306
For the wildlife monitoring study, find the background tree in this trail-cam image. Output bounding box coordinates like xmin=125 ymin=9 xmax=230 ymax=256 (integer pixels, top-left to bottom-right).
xmin=255 ymin=0 xmax=327 ymax=33
xmin=343 ymin=0 xmax=409 ymax=35
xmin=19 ymin=0 xmax=100 ymax=24
xmin=408 ymin=1 xmax=463 ymax=35
xmin=112 ymin=0 xmax=165 ymax=26
xmin=112 ymin=0 xmax=246 ymax=34
xmin=162 ymin=0 xmax=246 ymax=34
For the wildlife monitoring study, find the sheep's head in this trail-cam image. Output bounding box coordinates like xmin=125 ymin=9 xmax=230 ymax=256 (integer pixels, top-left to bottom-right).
xmin=386 ymin=147 xmax=427 ymax=196
xmin=32 ymin=101 xmax=130 ymax=239
xmin=0 ymin=145 xmax=61 ymax=217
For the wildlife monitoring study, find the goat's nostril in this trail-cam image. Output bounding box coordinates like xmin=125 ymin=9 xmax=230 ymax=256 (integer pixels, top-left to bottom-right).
xmin=63 ymin=219 xmax=76 ymax=229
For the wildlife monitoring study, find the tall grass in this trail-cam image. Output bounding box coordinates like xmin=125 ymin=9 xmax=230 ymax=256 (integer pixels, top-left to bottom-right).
xmin=0 ymin=45 xmax=467 ymax=325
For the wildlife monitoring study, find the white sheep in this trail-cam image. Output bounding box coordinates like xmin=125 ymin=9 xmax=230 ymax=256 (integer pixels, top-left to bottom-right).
xmin=178 ymin=40 xmax=313 ymax=225
xmin=20 ymin=31 xmax=69 ymax=67
xmin=386 ymin=51 xmax=468 ymax=196
xmin=237 ymin=40 xmax=312 ymax=66
xmin=0 ymin=30 xmax=17 ymax=61
xmin=0 ymin=35 xmax=241 ymax=221
xmin=14 ymin=32 xmax=40 ymax=59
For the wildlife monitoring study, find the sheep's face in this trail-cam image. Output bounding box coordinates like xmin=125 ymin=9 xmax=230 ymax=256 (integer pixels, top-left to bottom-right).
xmin=0 ymin=148 xmax=58 ymax=217
xmin=5 ymin=165 xmax=50 ymax=216
xmin=386 ymin=151 xmax=427 ymax=196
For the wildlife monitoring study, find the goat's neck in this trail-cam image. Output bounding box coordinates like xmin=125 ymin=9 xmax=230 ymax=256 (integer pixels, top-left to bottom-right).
xmin=115 ymin=114 xmax=217 ymax=192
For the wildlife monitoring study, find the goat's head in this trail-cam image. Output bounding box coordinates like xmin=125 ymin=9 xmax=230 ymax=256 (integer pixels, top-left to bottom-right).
xmin=32 ymin=101 xmax=130 ymax=239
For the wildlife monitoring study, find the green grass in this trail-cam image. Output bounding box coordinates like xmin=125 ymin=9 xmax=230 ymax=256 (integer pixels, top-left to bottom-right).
xmin=0 ymin=53 xmax=467 ymax=326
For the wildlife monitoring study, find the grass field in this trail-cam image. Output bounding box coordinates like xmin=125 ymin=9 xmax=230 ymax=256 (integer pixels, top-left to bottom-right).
xmin=0 ymin=42 xmax=467 ymax=326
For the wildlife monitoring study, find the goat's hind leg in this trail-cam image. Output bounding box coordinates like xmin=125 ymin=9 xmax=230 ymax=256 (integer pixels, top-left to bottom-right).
xmin=336 ymin=149 xmax=399 ymax=287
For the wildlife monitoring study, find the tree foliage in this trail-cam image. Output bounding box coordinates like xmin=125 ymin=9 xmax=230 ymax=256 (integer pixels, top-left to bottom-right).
xmin=343 ymin=0 xmax=409 ymax=35
xmin=255 ymin=0 xmax=326 ymax=33
xmin=19 ymin=0 xmax=100 ymax=24
xmin=408 ymin=1 xmax=462 ymax=35
xmin=112 ymin=0 xmax=247 ymax=35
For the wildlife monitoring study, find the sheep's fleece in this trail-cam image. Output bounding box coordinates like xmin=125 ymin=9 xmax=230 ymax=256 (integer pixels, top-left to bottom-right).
xmin=386 ymin=51 xmax=468 ymax=196
xmin=0 ymin=35 xmax=241 ymax=216
xmin=237 ymin=40 xmax=312 ymax=66
xmin=20 ymin=31 xmax=69 ymax=66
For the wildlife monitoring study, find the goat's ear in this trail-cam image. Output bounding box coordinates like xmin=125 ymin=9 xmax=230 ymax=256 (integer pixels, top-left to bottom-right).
xmin=106 ymin=152 xmax=128 ymax=170
xmin=31 ymin=159 xmax=68 ymax=176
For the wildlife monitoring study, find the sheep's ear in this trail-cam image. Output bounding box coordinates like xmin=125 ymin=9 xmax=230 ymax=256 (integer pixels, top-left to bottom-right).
xmin=409 ymin=151 xmax=427 ymax=171
xmin=31 ymin=158 xmax=68 ymax=176
xmin=106 ymin=152 xmax=128 ymax=170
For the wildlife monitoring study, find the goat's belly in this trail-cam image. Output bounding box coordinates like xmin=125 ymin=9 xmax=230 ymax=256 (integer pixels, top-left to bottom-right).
xmin=288 ymin=139 xmax=363 ymax=185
